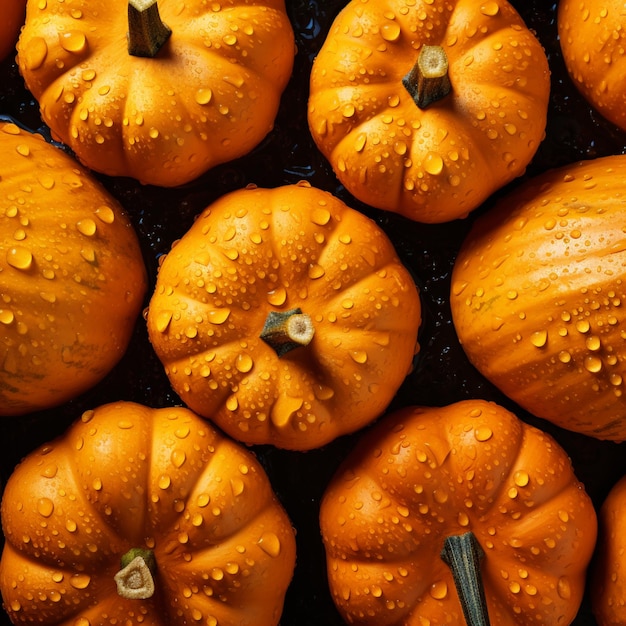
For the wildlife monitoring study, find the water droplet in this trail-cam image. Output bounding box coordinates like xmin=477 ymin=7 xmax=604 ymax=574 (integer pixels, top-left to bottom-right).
xmin=22 ymin=36 xmax=48 ymax=70
xmin=76 ymin=218 xmax=96 ymax=236
xmin=193 ymin=87 xmax=213 ymax=105
xmin=381 ymin=22 xmax=401 ymax=42
xmin=257 ymin=531 xmax=282 ymax=557
xmin=557 ymin=576 xmax=571 ymax=599
xmin=267 ymin=288 xmax=287 ymax=306
xmin=350 ymin=350 xmax=368 ymax=364
xmin=513 ymin=470 xmax=529 ymax=487
xmin=424 ymin=152 xmax=444 ymax=175
xmin=308 ymin=263 xmax=325 ymax=279
xmin=235 ymin=353 xmax=253 ymax=373
xmin=430 ymin=580 xmax=448 ymax=600
xmin=208 ymin=308 xmax=231 ymax=324
xmin=7 ymin=246 xmax=33 ymax=270
xmin=480 ymin=1 xmax=500 ymax=16
xmin=37 ymin=497 xmax=54 ymax=517
xmin=530 ymin=330 xmax=548 ymax=348
xmin=230 ymin=477 xmax=245 ymax=496
xmin=586 ymin=335 xmax=601 ymax=351
xmin=95 ymin=205 xmax=115 ymax=224
xmin=475 ymin=426 xmax=493 ymax=442
xmin=271 ymin=395 xmax=303 ymax=428
xmin=60 ymin=30 xmax=87 ymax=53
xmin=69 ymin=574 xmax=91 ymax=590
xmin=171 ymin=449 xmax=186 ymax=468
xmin=158 ymin=474 xmax=171 ymax=489
xmin=584 ymin=355 xmax=602 ymax=373
xmin=0 ymin=309 xmax=15 ymax=325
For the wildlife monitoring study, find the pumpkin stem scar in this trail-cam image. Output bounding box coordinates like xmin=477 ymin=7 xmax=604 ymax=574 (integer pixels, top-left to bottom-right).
xmin=114 ymin=548 xmax=157 ymax=600
xmin=402 ymin=45 xmax=451 ymax=109
xmin=127 ymin=0 xmax=172 ymax=58
xmin=441 ymin=532 xmax=491 ymax=626
xmin=260 ymin=308 xmax=315 ymax=357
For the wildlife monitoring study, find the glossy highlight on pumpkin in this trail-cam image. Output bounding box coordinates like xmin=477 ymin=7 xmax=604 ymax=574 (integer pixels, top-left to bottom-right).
xmin=0 ymin=401 xmax=297 ymax=626
xmin=450 ymin=154 xmax=626 ymax=441
xmin=307 ymin=0 xmax=551 ymax=223
xmin=16 ymin=0 xmax=296 ymax=187
xmin=320 ymin=399 xmax=597 ymax=625
xmin=146 ymin=181 xmax=421 ymax=450
xmin=0 ymin=122 xmax=147 ymax=416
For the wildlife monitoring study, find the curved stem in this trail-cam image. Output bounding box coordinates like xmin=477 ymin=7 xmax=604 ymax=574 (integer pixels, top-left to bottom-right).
xmin=114 ymin=548 xmax=157 ymax=600
xmin=260 ymin=308 xmax=315 ymax=357
xmin=441 ymin=532 xmax=491 ymax=626
xmin=127 ymin=0 xmax=171 ymax=58
xmin=402 ymin=45 xmax=451 ymax=109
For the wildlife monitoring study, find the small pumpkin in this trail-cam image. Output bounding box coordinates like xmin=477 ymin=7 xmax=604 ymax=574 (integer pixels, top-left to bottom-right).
xmin=0 ymin=121 xmax=147 ymax=416
xmin=450 ymin=154 xmax=626 ymax=441
xmin=0 ymin=0 xmax=26 ymax=62
xmin=320 ymin=399 xmax=597 ymax=626
xmin=16 ymin=0 xmax=295 ymax=187
xmin=0 ymin=401 xmax=297 ymax=626
xmin=558 ymin=0 xmax=626 ymax=132
xmin=146 ymin=181 xmax=421 ymax=450
xmin=307 ymin=0 xmax=550 ymax=223
xmin=590 ymin=475 xmax=626 ymax=626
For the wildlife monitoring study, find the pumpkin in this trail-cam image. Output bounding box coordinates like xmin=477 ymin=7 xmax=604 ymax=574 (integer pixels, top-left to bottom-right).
xmin=450 ymin=154 xmax=626 ymax=441
xmin=590 ymin=474 xmax=626 ymax=626
xmin=0 ymin=0 xmax=26 ymax=62
xmin=0 ymin=401 xmax=297 ymax=626
xmin=558 ymin=0 xmax=626 ymax=132
xmin=307 ymin=0 xmax=551 ymax=224
xmin=320 ymin=399 xmax=597 ymax=626
xmin=16 ymin=0 xmax=295 ymax=187
xmin=0 ymin=121 xmax=147 ymax=416
xmin=146 ymin=181 xmax=421 ymax=450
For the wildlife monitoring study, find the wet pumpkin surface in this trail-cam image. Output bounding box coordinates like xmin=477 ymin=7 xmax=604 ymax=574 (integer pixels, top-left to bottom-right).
xmin=1 ymin=0 xmax=626 ymax=624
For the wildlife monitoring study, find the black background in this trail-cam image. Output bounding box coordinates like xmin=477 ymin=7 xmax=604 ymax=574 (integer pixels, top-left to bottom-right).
xmin=2 ymin=1 xmax=626 ymax=624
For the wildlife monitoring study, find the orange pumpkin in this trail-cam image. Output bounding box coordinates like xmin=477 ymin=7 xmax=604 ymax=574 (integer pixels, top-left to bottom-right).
xmin=590 ymin=475 xmax=626 ymax=626
xmin=558 ymin=0 xmax=626 ymax=132
xmin=450 ymin=154 xmax=626 ymax=441
xmin=0 ymin=122 xmax=147 ymax=416
xmin=320 ymin=399 xmax=597 ymax=625
xmin=0 ymin=401 xmax=297 ymax=626
xmin=307 ymin=0 xmax=551 ymax=223
xmin=0 ymin=0 xmax=26 ymax=61
xmin=16 ymin=0 xmax=295 ymax=187
xmin=146 ymin=181 xmax=421 ymax=450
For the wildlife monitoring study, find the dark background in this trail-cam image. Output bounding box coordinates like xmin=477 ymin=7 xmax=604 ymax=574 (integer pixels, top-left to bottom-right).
xmin=2 ymin=1 xmax=626 ymax=624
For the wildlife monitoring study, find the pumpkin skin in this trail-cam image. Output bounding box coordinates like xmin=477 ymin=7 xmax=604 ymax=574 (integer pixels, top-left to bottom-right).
xmin=0 ymin=401 xmax=297 ymax=626
xmin=558 ymin=0 xmax=626 ymax=132
xmin=307 ymin=0 xmax=550 ymax=224
xmin=320 ymin=399 xmax=597 ymax=626
xmin=16 ymin=0 xmax=295 ymax=187
xmin=0 ymin=122 xmax=147 ymax=416
xmin=146 ymin=182 xmax=421 ymax=450
xmin=590 ymin=475 xmax=626 ymax=626
xmin=0 ymin=0 xmax=26 ymax=61
xmin=450 ymin=154 xmax=626 ymax=441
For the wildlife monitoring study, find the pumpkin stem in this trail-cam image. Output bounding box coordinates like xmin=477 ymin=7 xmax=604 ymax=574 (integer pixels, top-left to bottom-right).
xmin=260 ymin=308 xmax=315 ymax=357
xmin=114 ymin=548 xmax=157 ymax=600
xmin=402 ymin=45 xmax=451 ymax=109
xmin=441 ymin=532 xmax=491 ymax=626
xmin=127 ymin=0 xmax=171 ymax=58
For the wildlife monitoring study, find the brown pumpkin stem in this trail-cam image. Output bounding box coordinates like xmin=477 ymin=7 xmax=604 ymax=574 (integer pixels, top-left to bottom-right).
xmin=402 ymin=45 xmax=451 ymax=109
xmin=114 ymin=548 xmax=157 ymax=600
xmin=441 ymin=532 xmax=491 ymax=626
xmin=127 ymin=0 xmax=171 ymax=58
xmin=260 ymin=308 xmax=315 ymax=357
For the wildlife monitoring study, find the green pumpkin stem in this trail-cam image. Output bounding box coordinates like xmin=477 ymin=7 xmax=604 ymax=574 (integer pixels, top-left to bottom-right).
xmin=402 ymin=45 xmax=451 ymax=109
xmin=127 ymin=0 xmax=171 ymax=58
xmin=260 ymin=308 xmax=315 ymax=357
xmin=441 ymin=532 xmax=491 ymax=626
xmin=114 ymin=548 xmax=157 ymax=600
